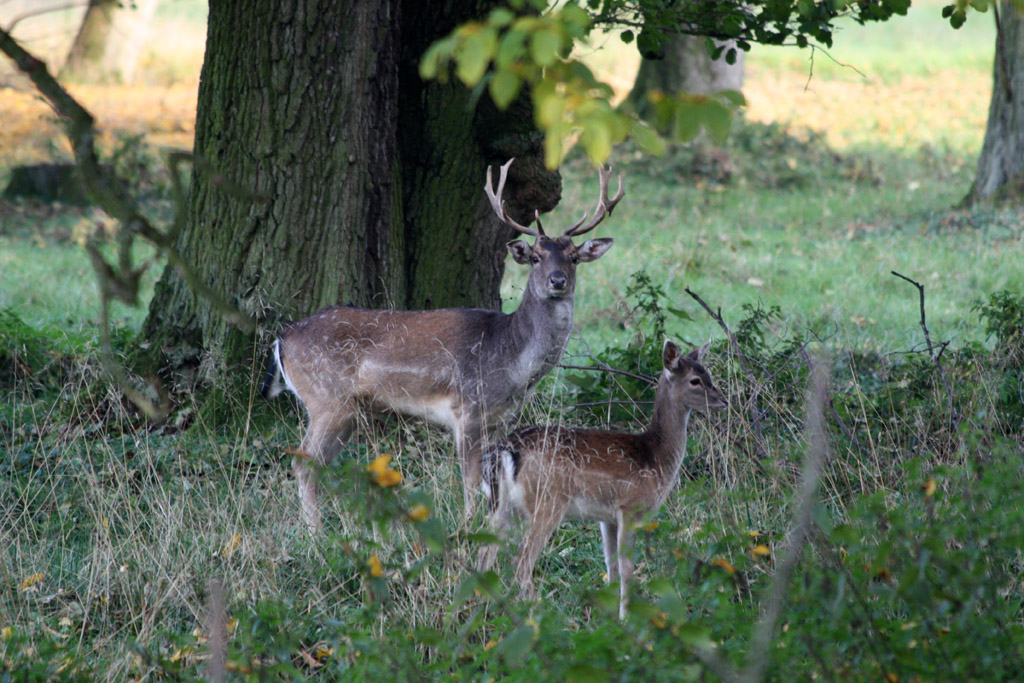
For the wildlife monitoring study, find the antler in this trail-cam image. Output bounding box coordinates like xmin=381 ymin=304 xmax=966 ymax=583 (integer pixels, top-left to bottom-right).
xmin=563 ymin=166 xmax=625 ymax=237
xmin=485 ymin=158 xmax=543 ymax=237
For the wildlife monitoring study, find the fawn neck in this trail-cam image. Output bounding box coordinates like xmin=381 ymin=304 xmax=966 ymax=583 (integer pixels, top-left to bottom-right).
xmin=642 ymin=382 xmax=693 ymax=478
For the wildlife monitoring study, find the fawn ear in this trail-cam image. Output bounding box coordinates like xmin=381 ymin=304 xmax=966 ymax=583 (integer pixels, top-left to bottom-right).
xmin=662 ymin=339 xmax=682 ymax=371
xmin=507 ymin=240 xmax=532 ymax=264
xmin=686 ymin=341 xmax=712 ymax=364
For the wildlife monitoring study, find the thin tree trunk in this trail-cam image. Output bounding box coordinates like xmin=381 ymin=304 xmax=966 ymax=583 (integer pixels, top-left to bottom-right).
xmin=626 ymin=30 xmax=745 ymax=119
xmin=60 ymin=0 xmax=158 ymax=84
xmin=963 ymin=1 xmax=1024 ymax=205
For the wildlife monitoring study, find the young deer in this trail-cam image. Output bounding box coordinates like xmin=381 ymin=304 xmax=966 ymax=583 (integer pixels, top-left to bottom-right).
xmin=479 ymin=340 xmax=727 ymax=618
xmin=262 ymin=159 xmax=623 ymax=530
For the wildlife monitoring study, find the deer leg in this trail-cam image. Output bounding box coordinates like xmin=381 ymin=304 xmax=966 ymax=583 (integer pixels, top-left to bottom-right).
xmin=295 ymin=413 xmax=354 ymax=533
xmin=477 ymin=490 xmax=511 ymax=573
xmin=600 ymin=521 xmax=620 ymax=584
xmin=453 ymin=417 xmax=485 ymax=521
xmin=514 ymin=501 xmax=567 ymax=601
xmin=615 ymin=508 xmax=636 ymax=620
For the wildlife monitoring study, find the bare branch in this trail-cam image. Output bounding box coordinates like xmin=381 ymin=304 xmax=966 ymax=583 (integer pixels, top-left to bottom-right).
xmin=890 ymin=270 xmax=958 ymax=430
xmin=684 ymin=286 xmax=769 ymax=459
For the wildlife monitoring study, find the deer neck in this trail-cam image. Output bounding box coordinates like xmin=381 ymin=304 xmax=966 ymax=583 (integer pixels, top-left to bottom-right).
xmin=643 ymin=386 xmax=693 ymax=482
xmin=503 ymin=286 xmax=575 ymax=385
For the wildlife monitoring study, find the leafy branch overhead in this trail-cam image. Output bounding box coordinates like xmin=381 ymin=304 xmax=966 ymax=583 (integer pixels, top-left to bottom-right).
xmin=419 ymin=0 xmax=998 ymax=168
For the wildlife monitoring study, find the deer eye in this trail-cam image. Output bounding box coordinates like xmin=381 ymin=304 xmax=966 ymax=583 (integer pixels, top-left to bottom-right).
xmin=689 ymin=378 xmax=702 ymax=386
xmin=531 ymin=255 xmax=541 ymax=264
xmin=570 ymin=254 xmax=580 ymax=264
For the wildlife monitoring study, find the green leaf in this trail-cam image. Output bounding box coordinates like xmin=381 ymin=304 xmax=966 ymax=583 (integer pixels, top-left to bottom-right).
xmin=626 ymin=600 xmax=662 ymax=620
xmin=489 ymin=69 xmax=522 ymax=109
xmin=667 ymin=307 xmax=694 ymax=321
xmin=589 ymin=583 xmax=620 ymax=613
xmin=647 ymin=577 xmax=675 ymax=596
xmin=797 ymin=0 xmax=816 ymax=18
xmin=451 ymin=575 xmax=478 ymax=610
xmin=700 ymin=100 xmax=733 ymax=142
xmin=543 ymin=127 xmax=564 ymax=169
xmin=630 ymin=120 xmax=666 ymax=157
xmin=675 ymin=623 xmax=716 ymax=649
xmin=456 ymin=29 xmax=497 ymax=87
xmin=673 ymin=102 xmax=702 ymax=142
xmin=567 ymin=664 xmax=610 ymax=683
xmin=530 ymin=28 xmax=562 ymax=67
xmin=488 ymin=6 xmax=515 ymax=27
xmin=717 ymin=89 xmax=746 ymax=107
xmin=496 ymin=29 xmax=527 ymax=69
xmin=580 ymin=115 xmax=613 ymax=166
xmin=534 ymin=86 xmax=565 ymax=129
xmin=620 ymin=29 xmax=634 ymax=44
xmin=499 ymin=624 xmax=536 ymax=668
xmin=419 ymin=38 xmax=455 ymax=80
xmin=559 ymin=3 xmax=592 ymax=33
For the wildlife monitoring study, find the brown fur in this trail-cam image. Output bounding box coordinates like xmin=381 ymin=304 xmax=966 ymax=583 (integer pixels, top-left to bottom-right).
xmin=480 ymin=340 xmax=727 ymax=618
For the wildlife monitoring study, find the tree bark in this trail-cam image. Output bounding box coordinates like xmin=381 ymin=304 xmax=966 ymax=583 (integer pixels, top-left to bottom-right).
xmin=625 ymin=30 xmax=745 ymax=119
xmin=963 ymin=1 xmax=1024 ymax=205
xmin=137 ymin=0 xmax=558 ymax=390
xmin=60 ymin=0 xmax=159 ymax=84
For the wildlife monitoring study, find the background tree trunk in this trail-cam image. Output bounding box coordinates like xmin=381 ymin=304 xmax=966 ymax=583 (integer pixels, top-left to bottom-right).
xmin=963 ymin=1 xmax=1024 ymax=205
xmin=60 ymin=0 xmax=159 ymax=84
xmin=137 ymin=0 xmax=558 ymax=391
xmin=625 ymin=31 xmax=745 ymax=119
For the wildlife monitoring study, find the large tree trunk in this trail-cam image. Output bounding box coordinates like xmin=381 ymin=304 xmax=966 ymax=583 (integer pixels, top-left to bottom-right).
xmin=60 ymin=0 xmax=159 ymax=84
xmin=137 ymin=0 xmax=557 ymax=392
xmin=963 ymin=1 xmax=1024 ymax=205
xmin=625 ymin=30 xmax=745 ymax=119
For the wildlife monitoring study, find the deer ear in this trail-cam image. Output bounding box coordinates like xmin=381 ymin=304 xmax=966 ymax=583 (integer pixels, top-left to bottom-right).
xmin=507 ymin=240 xmax=532 ymax=264
xmin=576 ymin=237 xmax=614 ymax=262
xmin=662 ymin=339 xmax=682 ymax=371
xmin=686 ymin=341 xmax=711 ymax=364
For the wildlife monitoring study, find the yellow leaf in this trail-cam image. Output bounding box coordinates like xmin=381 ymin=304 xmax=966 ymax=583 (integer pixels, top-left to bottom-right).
xmin=752 ymin=544 xmax=771 ymax=557
xmin=407 ymin=504 xmax=431 ymax=522
xmin=222 ymin=533 xmax=242 ymax=558
xmin=922 ymin=478 xmax=936 ymax=499
xmin=367 ymin=455 xmax=402 ymax=487
xmin=367 ymin=553 xmax=384 ymax=578
xmin=711 ymin=558 xmax=735 ymax=575
xmin=20 ymin=572 xmax=44 ymax=592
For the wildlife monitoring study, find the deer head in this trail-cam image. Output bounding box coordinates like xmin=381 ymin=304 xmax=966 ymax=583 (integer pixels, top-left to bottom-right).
xmin=661 ymin=340 xmax=729 ymax=415
xmin=485 ymin=159 xmax=621 ymax=301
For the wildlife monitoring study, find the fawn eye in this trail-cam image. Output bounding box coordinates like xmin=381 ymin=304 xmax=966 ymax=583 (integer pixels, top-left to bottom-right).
xmin=571 ymin=254 xmax=580 ymax=264
xmin=531 ymin=255 xmax=540 ymax=264
xmin=689 ymin=378 xmax=701 ymax=386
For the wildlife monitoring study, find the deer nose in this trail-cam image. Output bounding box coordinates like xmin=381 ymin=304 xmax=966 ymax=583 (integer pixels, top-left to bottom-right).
xmin=548 ymin=272 xmax=567 ymax=291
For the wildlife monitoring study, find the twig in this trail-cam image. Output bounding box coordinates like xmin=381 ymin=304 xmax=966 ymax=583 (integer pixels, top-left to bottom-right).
xmin=889 ymin=271 xmax=958 ymax=430
xmin=557 ymin=363 xmax=658 ymax=386
xmin=740 ymin=354 xmax=830 ymax=682
xmin=684 ymin=286 xmax=769 ymax=459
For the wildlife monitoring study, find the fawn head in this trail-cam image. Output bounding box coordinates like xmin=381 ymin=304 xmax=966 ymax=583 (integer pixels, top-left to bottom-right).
xmin=662 ymin=340 xmax=728 ymax=414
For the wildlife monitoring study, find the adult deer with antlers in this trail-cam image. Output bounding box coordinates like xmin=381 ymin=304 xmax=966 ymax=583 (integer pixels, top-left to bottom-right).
xmin=262 ymin=159 xmax=624 ymax=530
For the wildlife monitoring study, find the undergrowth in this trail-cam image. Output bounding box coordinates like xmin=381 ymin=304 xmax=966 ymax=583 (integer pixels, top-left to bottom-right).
xmin=3 ymin=278 xmax=1024 ymax=680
